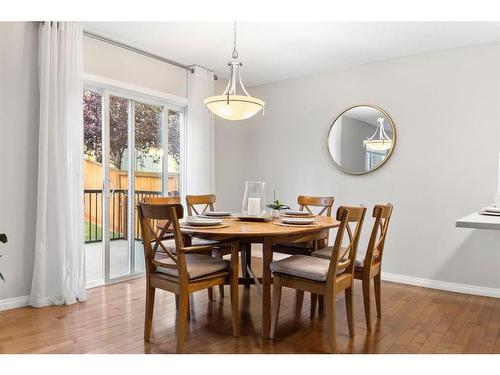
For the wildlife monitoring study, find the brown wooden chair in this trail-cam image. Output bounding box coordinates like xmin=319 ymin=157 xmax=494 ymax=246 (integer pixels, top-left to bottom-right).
xmin=138 ymin=202 xmax=239 ymax=353
xmin=355 ymin=204 xmax=393 ymax=331
xmin=186 ymin=194 xmax=234 ymax=299
xmin=186 ymin=194 xmax=216 ymax=216
xmin=143 ymin=196 xmax=219 ymax=303
xmin=311 ymin=203 xmax=393 ymax=331
xmin=272 ymin=195 xmax=334 ymax=256
xmin=270 ymin=205 xmax=366 ymax=353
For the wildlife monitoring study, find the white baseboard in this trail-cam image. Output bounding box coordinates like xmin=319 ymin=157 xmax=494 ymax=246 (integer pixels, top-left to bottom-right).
xmin=381 ymin=272 xmax=500 ymax=299
xmin=0 ymin=295 xmax=29 ymax=311
xmin=86 ymin=279 xmax=105 ymax=289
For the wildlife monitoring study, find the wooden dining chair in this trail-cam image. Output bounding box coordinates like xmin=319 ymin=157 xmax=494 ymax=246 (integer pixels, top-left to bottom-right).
xmin=138 ymin=202 xmax=240 ymax=353
xmin=270 ymin=205 xmax=366 ymax=353
xmin=312 ymin=204 xmax=393 ymax=331
xmin=186 ymin=194 xmax=216 ymax=216
xmin=273 ymin=195 xmax=334 ymax=256
xmin=186 ymin=194 xmax=233 ymax=299
xmin=355 ymin=204 xmax=393 ymax=331
xmin=143 ymin=196 xmax=219 ymax=303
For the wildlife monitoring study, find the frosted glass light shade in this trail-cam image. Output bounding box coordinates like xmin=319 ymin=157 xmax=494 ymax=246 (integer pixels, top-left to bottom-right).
xmin=204 ymin=95 xmax=265 ymax=121
xmin=363 ymin=139 xmax=393 ymax=151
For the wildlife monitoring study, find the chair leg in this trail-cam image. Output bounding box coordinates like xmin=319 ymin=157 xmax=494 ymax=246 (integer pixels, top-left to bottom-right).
xmin=318 ymin=295 xmax=324 ymax=311
xmin=374 ymin=273 xmax=382 ymax=318
xmin=175 ymin=294 xmax=179 ymax=310
xmin=310 ymin=293 xmax=318 ymax=319
xmin=270 ymin=276 xmax=282 ymax=339
xmin=218 ymin=284 xmax=225 ymax=298
xmin=207 ymin=287 xmax=214 ymax=301
xmin=362 ymin=277 xmax=372 ymax=332
xmin=230 ymin=243 xmax=240 ymax=337
xmin=295 ymin=290 xmax=304 ymax=319
xmin=325 ymin=292 xmax=337 ymax=353
xmin=345 ymin=287 xmax=355 ymax=338
xmin=144 ymin=285 xmax=155 ymax=341
xmin=176 ymin=291 xmax=189 ymax=353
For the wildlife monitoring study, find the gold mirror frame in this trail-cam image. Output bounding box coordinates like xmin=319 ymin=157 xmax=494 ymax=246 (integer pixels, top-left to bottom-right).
xmin=327 ymin=104 xmax=397 ymax=175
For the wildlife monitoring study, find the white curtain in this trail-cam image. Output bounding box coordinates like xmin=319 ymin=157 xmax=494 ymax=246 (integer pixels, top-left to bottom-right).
xmin=186 ymin=66 xmax=216 ymax=195
xmin=30 ymin=22 xmax=85 ymax=307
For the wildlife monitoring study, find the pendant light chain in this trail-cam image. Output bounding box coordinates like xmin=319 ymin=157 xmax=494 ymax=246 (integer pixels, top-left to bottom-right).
xmin=232 ymin=21 xmax=238 ymax=59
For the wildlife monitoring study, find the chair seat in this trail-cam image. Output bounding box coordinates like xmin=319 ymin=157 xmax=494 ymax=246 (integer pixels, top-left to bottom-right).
xmin=311 ymin=246 xmax=364 ymax=268
xmin=270 ymin=255 xmax=346 ymax=282
xmin=155 ymin=253 xmax=229 ymax=280
xmin=153 ymin=237 xmax=219 ymax=254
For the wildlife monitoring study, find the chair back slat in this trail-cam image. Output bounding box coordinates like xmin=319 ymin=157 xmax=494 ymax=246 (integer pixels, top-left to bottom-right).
xmin=364 ymin=203 xmax=393 ymax=267
xmin=327 ymin=206 xmax=366 ymax=280
xmin=297 ymin=195 xmax=334 ymax=217
xmin=142 ymin=196 xmax=181 ymax=238
xmin=186 ymin=194 xmax=216 ymax=216
xmin=138 ymin=203 xmax=186 ymax=278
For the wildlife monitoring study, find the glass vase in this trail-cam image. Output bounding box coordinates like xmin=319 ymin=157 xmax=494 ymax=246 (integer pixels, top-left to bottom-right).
xmin=242 ymin=181 xmax=266 ymax=216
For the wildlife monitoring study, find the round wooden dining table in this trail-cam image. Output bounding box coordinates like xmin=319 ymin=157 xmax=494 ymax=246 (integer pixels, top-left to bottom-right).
xmin=181 ymin=216 xmax=340 ymax=338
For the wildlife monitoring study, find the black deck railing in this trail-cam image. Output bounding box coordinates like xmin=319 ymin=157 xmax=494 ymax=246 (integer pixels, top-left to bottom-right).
xmin=84 ymin=189 xmax=163 ymax=243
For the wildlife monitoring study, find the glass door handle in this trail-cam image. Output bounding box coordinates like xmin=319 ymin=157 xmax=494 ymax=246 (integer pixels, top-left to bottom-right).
xmin=104 ymin=178 xmax=116 ymax=198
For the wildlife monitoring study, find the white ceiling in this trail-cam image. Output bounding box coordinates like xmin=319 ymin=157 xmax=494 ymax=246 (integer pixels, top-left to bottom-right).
xmin=82 ymin=22 xmax=500 ymax=87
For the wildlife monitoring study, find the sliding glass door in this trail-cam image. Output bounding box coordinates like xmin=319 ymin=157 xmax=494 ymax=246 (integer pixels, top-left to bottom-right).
xmin=83 ymin=86 xmax=184 ymax=286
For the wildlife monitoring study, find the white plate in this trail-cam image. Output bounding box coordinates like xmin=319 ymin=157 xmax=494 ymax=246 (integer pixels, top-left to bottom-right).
xmin=483 ymin=206 xmax=500 ymax=213
xmin=479 ymin=210 xmax=500 ymax=216
xmin=283 ymin=210 xmax=311 ymax=216
xmin=203 ymin=211 xmax=232 ymax=217
xmin=280 ymin=217 xmax=317 ymax=225
xmin=185 ymin=217 xmax=223 ymax=226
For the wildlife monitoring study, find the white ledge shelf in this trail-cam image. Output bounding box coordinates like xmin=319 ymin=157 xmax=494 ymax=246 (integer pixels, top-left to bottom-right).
xmin=456 ymin=212 xmax=500 ymax=230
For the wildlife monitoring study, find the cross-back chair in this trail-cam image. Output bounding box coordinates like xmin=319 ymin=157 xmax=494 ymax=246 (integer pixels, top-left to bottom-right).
xmin=273 ymin=195 xmax=335 ymax=256
xmin=311 ymin=203 xmax=393 ymax=331
xmin=186 ymin=194 xmax=216 ymax=216
xmin=138 ymin=202 xmax=239 ymax=353
xmin=186 ymin=194 xmax=235 ymax=299
xmin=354 ymin=204 xmax=393 ymax=331
xmin=270 ymin=205 xmax=366 ymax=353
xmin=143 ymin=196 xmax=221 ymax=304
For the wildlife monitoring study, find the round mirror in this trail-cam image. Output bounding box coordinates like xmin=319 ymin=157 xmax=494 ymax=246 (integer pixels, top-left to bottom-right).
xmin=327 ymin=105 xmax=396 ymax=175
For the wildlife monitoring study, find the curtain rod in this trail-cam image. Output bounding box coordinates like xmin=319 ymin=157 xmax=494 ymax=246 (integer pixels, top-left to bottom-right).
xmin=83 ymin=30 xmax=218 ymax=80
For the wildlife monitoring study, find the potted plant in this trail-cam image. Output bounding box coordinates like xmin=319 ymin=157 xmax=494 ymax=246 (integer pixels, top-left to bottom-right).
xmin=267 ymin=191 xmax=290 ymax=218
xmin=0 ymin=233 xmax=7 ymax=282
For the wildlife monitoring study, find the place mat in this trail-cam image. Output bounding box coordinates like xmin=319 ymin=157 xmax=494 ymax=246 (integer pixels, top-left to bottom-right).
xmin=273 ymin=221 xmax=321 ymax=228
xmin=180 ymin=222 xmax=230 ymax=230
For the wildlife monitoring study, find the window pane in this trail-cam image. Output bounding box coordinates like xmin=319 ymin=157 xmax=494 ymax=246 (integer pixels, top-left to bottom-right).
xmin=83 ymin=89 xmax=103 ymax=283
xmin=168 ymin=110 xmax=181 ymax=197
xmin=134 ymin=101 xmax=163 ymax=274
xmin=109 ymin=95 xmax=130 ymax=279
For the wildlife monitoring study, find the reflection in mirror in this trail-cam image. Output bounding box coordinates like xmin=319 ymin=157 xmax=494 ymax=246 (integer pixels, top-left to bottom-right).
xmin=327 ymin=105 xmax=396 ymax=174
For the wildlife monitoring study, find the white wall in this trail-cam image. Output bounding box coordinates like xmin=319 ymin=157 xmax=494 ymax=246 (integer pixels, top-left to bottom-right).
xmin=0 ymin=22 xmax=39 ymax=302
xmin=215 ymin=42 xmax=500 ymax=292
xmin=83 ymin=36 xmax=187 ymax=98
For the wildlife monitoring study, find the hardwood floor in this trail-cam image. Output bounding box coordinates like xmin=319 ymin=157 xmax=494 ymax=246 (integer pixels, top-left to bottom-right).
xmin=1 ymin=257 xmax=499 ymax=354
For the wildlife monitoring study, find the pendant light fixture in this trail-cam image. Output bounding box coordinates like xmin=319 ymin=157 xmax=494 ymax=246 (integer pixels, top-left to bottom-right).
xmin=204 ymin=22 xmax=265 ymax=121
xmin=363 ymin=117 xmax=393 ymax=151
